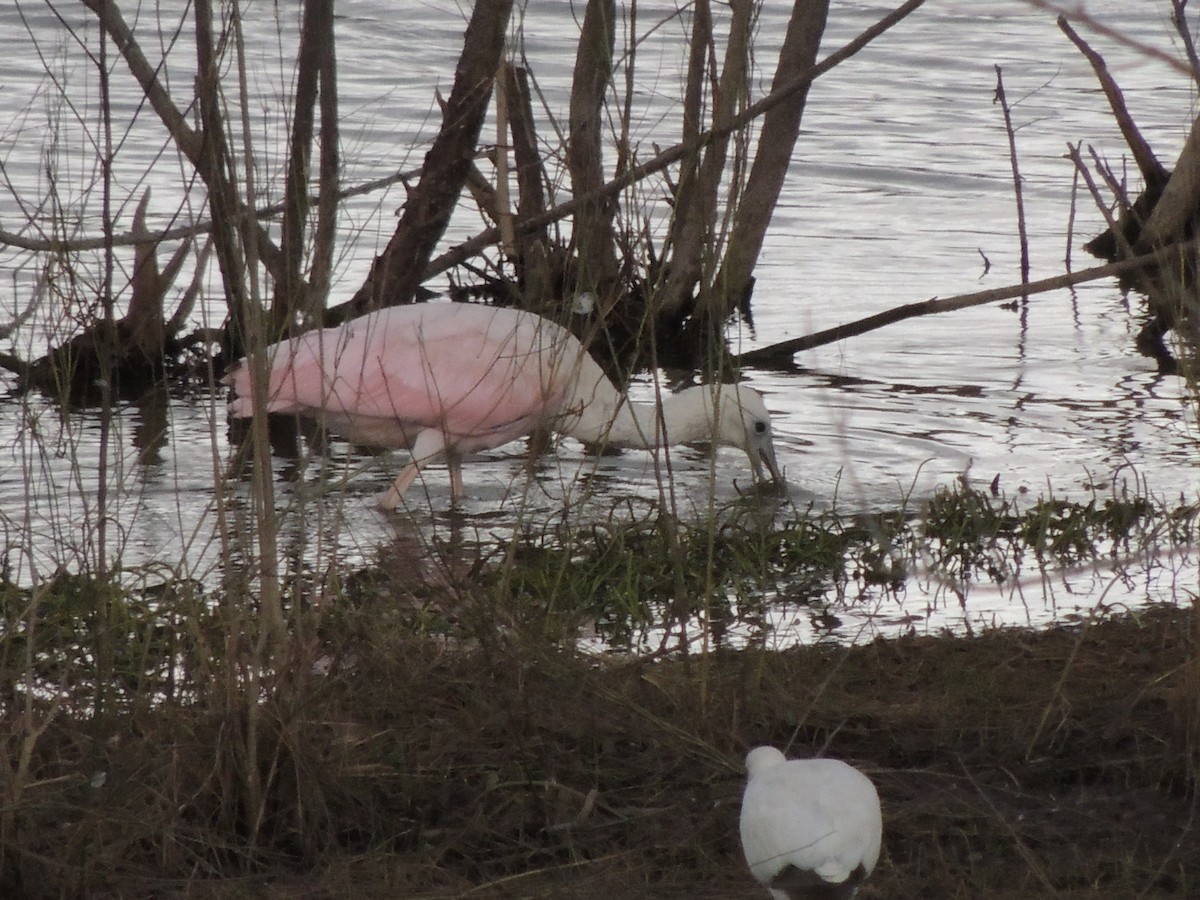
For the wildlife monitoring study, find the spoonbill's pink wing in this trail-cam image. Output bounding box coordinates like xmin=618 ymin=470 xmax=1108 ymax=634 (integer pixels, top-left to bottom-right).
xmin=235 ymin=305 xmax=579 ymax=453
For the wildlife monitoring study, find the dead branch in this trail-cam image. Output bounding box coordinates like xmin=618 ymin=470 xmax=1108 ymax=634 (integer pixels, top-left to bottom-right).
xmin=0 ymin=267 xmax=46 ymax=343
xmin=1136 ymin=110 xmax=1200 ymax=251
xmin=82 ymin=0 xmax=285 ymax=295
xmin=0 ymin=164 xmax=420 ymax=254
xmin=166 ymin=238 xmax=213 ymax=335
xmin=125 ymin=190 xmax=191 ymax=354
xmin=1057 ymin=8 xmax=1200 ymax=265
xmin=78 ymin=0 xmax=203 ymax=160
xmin=309 ymin=0 xmax=340 ymax=318
xmin=1057 ymin=16 xmax=1169 ymax=191
xmin=657 ymin=0 xmax=715 ymax=317
xmin=1170 ymin=0 xmax=1200 ymax=88
xmin=272 ymin=0 xmax=335 ymax=327
xmin=493 ymin=64 xmax=516 ymax=255
xmin=194 ymin=0 xmax=253 ymax=346
xmin=505 ymin=63 xmax=554 ymax=303
xmin=1067 ymin=144 xmax=1132 ymax=259
xmin=0 ymin=202 xmax=204 ymax=397
xmin=737 ymin=240 xmax=1197 ymax=366
xmin=1026 ymin=0 xmax=1193 ymax=77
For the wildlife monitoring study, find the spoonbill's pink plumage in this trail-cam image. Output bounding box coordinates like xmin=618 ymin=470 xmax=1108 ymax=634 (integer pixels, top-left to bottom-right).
xmin=740 ymin=746 xmax=882 ymax=900
xmin=223 ymin=303 xmax=781 ymax=508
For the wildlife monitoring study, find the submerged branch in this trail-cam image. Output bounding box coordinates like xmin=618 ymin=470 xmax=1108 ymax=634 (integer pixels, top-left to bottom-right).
xmin=737 ymin=239 xmax=1199 ymax=366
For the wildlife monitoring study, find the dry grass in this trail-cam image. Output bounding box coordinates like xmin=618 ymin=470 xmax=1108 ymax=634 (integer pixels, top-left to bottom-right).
xmin=2 ymin=573 xmax=1197 ymax=899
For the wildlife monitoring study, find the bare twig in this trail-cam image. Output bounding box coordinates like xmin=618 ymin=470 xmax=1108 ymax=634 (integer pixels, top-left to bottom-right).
xmin=166 ymin=238 xmax=213 ymax=334
xmin=83 ymin=0 xmax=284 ymax=295
xmin=0 ymin=267 xmax=45 ymax=341
xmin=994 ymin=66 xmax=1030 ymax=290
xmin=0 ymin=165 xmax=422 ymax=254
xmin=1067 ymin=143 xmax=1134 ymax=259
xmin=1064 ymin=149 xmax=1079 ymax=270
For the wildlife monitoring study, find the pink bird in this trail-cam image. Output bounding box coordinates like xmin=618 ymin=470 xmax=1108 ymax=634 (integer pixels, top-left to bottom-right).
xmin=223 ymin=303 xmax=782 ymax=508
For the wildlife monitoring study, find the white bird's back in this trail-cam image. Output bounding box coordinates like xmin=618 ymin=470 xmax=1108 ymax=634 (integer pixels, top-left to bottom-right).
xmin=740 ymin=747 xmax=882 ymax=900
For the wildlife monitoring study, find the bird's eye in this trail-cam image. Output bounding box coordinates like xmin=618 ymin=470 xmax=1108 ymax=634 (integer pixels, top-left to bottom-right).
xmin=754 ymin=420 xmax=768 ymax=435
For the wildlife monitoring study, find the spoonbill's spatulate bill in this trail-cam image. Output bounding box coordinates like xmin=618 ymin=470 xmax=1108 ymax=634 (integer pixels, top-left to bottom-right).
xmin=739 ymin=746 xmax=882 ymax=900
xmin=224 ymin=303 xmax=782 ymax=508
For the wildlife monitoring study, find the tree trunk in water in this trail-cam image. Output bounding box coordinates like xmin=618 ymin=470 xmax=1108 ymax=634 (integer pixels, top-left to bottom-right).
xmin=310 ymin=0 xmax=341 ymax=325
xmin=272 ymin=0 xmax=336 ymax=331
xmin=567 ymin=0 xmax=619 ymax=306
xmin=506 ymin=63 xmax=554 ymax=309
xmin=710 ymin=0 xmax=830 ymax=323
xmin=338 ymin=0 xmax=514 ymax=321
xmin=659 ymin=0 xmax=754 ymax=320
xmin=194 ymin=0 xmax=253 ymax=354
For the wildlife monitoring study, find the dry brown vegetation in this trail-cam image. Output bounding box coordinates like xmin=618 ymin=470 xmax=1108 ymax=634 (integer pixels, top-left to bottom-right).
xmin=4 ymin=585 xmax=1198 ymax=899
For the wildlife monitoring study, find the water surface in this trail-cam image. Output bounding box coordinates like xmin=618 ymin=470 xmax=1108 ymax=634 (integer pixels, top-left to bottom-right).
xmin=0 ymin=0 xmax=1195 ymax=643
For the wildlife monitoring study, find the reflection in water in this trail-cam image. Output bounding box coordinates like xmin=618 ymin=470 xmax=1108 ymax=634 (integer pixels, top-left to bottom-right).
xmin=130 ymin=384 xmax=170 ymax=468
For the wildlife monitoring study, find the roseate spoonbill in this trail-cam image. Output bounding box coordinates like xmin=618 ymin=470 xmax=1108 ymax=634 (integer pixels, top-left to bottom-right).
xmin=223 ymin=303 xmax=782 ymax=508
xmin=739 ymin=746 xmax=882 ymax=900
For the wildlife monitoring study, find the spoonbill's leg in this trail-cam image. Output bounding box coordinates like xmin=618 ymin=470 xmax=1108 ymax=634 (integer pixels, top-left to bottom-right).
xmin=378 ymin=462 xmax=421 ymax=510
xmin=446 ymin=452 xmax=466 ymax=501
xmin=377 ymin=430 xmax=447 ymax=510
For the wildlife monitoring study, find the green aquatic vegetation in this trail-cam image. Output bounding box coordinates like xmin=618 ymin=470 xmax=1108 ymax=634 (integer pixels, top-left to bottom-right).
xmin=0 ymin=571 xmax=219 ymax=714
xmin=920 ymin=483 xmax=1170 ymax=586
xmin=1017 ymin=495 xmax=1152 ymax=560
xmin=451 ymin=482 xmax=1194 ymax=649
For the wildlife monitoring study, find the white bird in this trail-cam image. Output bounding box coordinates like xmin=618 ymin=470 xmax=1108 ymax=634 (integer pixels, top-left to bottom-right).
xmin=739 ymin=746 xmax=882 ymax=900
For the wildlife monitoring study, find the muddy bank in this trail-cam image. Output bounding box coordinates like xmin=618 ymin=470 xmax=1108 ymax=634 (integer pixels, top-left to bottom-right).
xmin=7 ymin=592 xmax=1198 ymax=899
